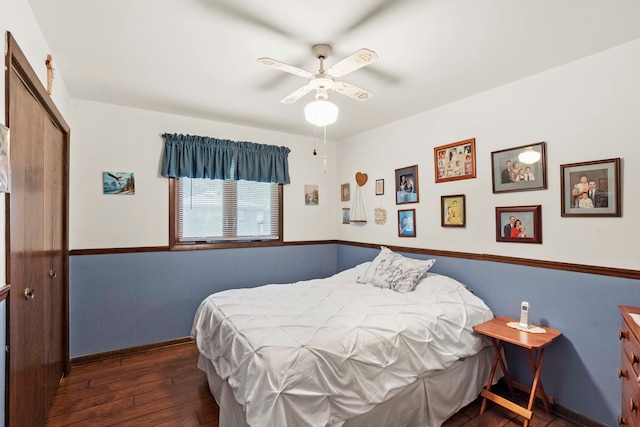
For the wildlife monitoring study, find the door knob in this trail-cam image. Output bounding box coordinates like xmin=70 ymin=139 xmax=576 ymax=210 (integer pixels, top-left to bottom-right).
xmin=23 ymin=288 xmax=35 ymax=299
xmin=49 ymin=270 xmax=57 ymax=278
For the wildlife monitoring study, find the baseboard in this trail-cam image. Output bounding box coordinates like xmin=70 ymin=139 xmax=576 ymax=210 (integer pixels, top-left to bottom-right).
xmin=493 ymin=379 xmax=607 ymax=427
xmin=553 ymin=405 xmax=609 ymax=427
xmin=70 ymin=337 xmax=194 ymax=366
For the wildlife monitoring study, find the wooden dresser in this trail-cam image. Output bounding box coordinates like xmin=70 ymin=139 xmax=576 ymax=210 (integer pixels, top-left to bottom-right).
xmin=619 ymin=305 xmax=640 ymax=426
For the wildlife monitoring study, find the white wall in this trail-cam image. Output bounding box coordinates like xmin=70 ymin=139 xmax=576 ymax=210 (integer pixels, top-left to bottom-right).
xmin=69 ymin=99 xmax=337 ymax=249
xmin=4 ymin=0 xmax=336 ymax=252
xmin=337 ymin=39 xmax=640 ymax=270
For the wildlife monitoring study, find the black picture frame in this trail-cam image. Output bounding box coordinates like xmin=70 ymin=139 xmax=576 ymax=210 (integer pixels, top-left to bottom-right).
xmin=395 ymin=165 xmax=419 ymax=204
xmin=560 ymin=158 xmax=621 ymax=217
xmin=491 ymin=142 xmax=547 ymax=194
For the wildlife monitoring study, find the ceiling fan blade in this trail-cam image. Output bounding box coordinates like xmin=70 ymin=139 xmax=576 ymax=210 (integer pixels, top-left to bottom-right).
xmin=280 ymin=85 xmax=313 ymax=104
xmin=200 ymin=1 xmax=297 ymax=40
xmin=327 ymin=48 xmax=378 ymax=78
xmin=258 ymin=58 xmax=314 ymax=79
xmin=338 ymin=0 xmax=415 ymax=36
xmin=333 ymin=81 xmax=373 ymax=101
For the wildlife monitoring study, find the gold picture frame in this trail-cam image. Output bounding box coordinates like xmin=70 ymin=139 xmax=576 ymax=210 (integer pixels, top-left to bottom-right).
xmin=341 ymin=183 xmax=350 ymax=201
xmin=441 ymin=194 xmax=465 ymax=227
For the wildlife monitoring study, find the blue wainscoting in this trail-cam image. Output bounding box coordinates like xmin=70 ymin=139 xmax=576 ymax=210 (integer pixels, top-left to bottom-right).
xmin=69 ymin=244 xmax=337 ymax=358
xmin=70 ymin=242 xmax=639 ymax=425
xmin=337 ymin=244 xmax=640 ymax=427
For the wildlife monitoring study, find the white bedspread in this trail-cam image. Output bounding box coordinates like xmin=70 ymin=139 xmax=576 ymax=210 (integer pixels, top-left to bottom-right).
xmin=191 ymin=263 xmax=494 ymax=427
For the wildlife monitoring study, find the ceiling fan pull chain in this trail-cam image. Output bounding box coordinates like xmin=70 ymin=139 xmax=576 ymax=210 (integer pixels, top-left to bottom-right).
xmin=313 ymin=123 xmax=318 ymax=155
xmin=323 ymin=126 xmax=327 ymax=174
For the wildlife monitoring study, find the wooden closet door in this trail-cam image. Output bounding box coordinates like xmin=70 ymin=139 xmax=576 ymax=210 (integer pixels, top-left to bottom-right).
xmin=6 ymin=32 xmax=70 ymax=426
xmin=7 ymin=67 xmax=47 ymax=427
xmin=43 ymin=116 xmax=66 ymax=410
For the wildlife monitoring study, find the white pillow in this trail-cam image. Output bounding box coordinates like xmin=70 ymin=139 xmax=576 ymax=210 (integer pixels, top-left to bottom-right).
xmin=357 ymin=246 xmax=436 ymax=293
xmin=356 ymin=246 xmax=395 ymax=284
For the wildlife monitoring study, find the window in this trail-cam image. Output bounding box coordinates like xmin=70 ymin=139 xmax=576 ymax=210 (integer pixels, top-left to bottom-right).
xmin=170 ymin=177 xmax=283 ymax=249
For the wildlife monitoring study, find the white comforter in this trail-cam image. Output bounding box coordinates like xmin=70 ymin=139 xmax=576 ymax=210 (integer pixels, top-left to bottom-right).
xmin=191 ymin=263 xmax=494 ymax=427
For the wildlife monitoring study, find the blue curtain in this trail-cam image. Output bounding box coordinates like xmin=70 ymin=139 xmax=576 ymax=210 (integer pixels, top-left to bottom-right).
xmin=161 ymin=133 xmax=290 ymax=184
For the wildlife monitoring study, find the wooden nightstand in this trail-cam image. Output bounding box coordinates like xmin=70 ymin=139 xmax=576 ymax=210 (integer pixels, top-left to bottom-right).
xmin=473 ymin=316 xmax=562 ymax=427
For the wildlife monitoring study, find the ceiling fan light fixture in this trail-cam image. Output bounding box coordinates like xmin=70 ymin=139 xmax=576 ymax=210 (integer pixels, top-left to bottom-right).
xmin=518 ymin=147 xmax=541 ymax=164
xmin=305 ymin=99 xmax=338 ymax=127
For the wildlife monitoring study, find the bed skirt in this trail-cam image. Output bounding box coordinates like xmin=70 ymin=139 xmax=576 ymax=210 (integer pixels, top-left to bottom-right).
xmin=197 ymin=345 xmax=501 ymax=427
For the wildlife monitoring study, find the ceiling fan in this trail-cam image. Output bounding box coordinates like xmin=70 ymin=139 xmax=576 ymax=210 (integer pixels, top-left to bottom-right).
xmin=258 ymin=44 xmax=378 ymax=105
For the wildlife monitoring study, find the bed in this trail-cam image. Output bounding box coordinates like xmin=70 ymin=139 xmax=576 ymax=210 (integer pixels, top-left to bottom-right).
xmin=191 ymin=247 xmax=499 ymax=427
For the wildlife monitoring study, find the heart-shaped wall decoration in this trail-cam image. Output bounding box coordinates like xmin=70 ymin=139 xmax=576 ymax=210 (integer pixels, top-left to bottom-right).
xmin=355 ymin=172 xmax=368 ymax=187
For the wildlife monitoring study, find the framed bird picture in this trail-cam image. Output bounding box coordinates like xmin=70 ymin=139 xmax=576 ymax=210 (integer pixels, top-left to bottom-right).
xmin=102 ymin=171 xmax=135 ymax=195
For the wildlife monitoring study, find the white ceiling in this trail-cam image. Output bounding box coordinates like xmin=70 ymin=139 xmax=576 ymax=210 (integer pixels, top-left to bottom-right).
xmin=27 ymin=0 xmax=640 ymax=141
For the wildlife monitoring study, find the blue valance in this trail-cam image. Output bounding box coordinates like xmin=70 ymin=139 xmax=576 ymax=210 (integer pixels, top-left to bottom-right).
xmin=161 ymin=133 xmax=290 ymax=184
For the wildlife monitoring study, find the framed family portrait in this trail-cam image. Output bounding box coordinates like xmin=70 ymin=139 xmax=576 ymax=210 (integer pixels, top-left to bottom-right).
xmin=341 ymin=183 xmax=350 ymax=201
xmin=434 ymin=138 xmax=476 ymax=183
xmin=495 ymin=205 xmax=542 ymax=244
xmin=375 ymin=179 xmax=384 ymax=195
xmin=441 ymin=194 xmax=465 ymax=227
xmin=395 ymin=165 xmax=419 ymax=204
xmin=560 ymin=158 xmax=621 ymax=217
xmin=398 ymin=209 xmax=416 ymax=237
xmin=491 ymin=142 xmax=547 ymax=193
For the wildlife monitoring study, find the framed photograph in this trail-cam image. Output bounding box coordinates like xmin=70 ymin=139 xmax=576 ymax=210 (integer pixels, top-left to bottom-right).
xmin=342 ymin=207 xmax=350 ymax=224
xmin=561 ymin=158 xmax=621 ymax=217
xmin=398 ymin=209 xmax=416 ymax=237
xmin=495 ymin=205 xmax=542 ymax=244
xmin=441 ymin=194 xmax=465 ymax=227
xmin=434 ymin=138 xmax=476 ymax=183
xmin=0 ymin=123 xmax=10 ymax=193
xmin=375 ymin=179 xmax=384 ymax=195
xmin=374 ymin=208 xmax=387 ymax=224
xmin=341 ymin=183 xmax=350 ymax=201
xmin=395 ymin=165 xmax=419 ymax=204
xmin=304 ymin=184 xmax=319 ymax=205
xmin=491 ymin=142 xmax=547 ymax=193
xmin=102 ymin=172 xmax=135 ymax=195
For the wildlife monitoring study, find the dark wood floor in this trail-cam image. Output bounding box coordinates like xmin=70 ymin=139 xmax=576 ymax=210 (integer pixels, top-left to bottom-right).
xmin=46 ymin=342 xmax=581 ymax=426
